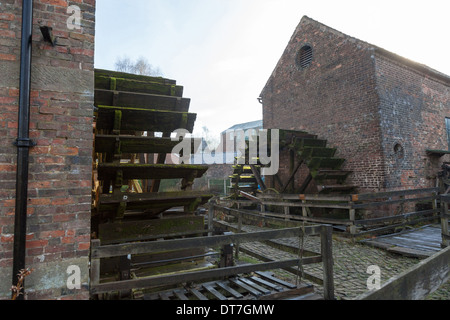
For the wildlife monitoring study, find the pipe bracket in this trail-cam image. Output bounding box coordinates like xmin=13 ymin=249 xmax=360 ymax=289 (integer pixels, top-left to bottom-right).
xmin=14 ymin=138 xmax=36 ymax=148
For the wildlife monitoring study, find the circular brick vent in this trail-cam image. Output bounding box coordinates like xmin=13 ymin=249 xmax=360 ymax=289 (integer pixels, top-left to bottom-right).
xmin=297 ymin=45 xmax=313 ymax=69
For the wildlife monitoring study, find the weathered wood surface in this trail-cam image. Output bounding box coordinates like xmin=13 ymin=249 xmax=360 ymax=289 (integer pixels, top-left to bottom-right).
xmin=357 ymin=246 xmax=450 ymax=300
xmin=95 ymin=135 xmax=201 ymax=155
xmin=92 ymin=226 xmax=323 ymax=259
xmin=97 ymin=163 xmax=208 ymax=180
xmin=98 ymin=215 xmax=206 ymax=244
xmin=95 ymin=89 xmax=190 ymax=112
xmin=361 ymin=225 xmax=444 ymax=258
xmin=95 ymin=105 xmax=197 ymax=133
xmin=143 ymin=272 xmax=321 ymax=300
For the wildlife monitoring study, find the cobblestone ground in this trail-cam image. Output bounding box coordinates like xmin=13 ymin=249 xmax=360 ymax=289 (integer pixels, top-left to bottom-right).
xmin=220 ymin=221 xmax=450 ymax=300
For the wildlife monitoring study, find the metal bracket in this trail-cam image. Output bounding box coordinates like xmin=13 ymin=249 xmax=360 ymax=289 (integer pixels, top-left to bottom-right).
xmin=14 ymin=138 xmax=36 ymax=148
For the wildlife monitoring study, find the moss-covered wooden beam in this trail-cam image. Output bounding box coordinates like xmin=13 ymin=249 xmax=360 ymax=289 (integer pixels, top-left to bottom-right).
xmin=95 ymin=135 xmax=201 ymax=155
xmin=95 ymin=68 xmax=177 ymax=85
xmin=95 ymin=105 xmax=197 ymax=133
xmin=95 ymin=89 xmax=190 ymax=112
xmin=97 ymin=163 xmax=209 ymax=180
xmin=98 ymin=215 xmax=205 ymax=244
xmin=297 ymin=146 xmax=337 ymax=159
xmin=314 ymin=170 xmax=352 ymax=183
xmin=97 ymin=192 xmax=213 ymax=214
xmin=306 ymin=157 xmax=345 ymax=173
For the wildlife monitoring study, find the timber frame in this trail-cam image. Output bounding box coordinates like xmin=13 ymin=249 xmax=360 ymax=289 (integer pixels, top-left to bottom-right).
xmin=90 ymin=222 xmax=335 ymax=300
xmin=227 ymin=186 xmax=449 ymax=248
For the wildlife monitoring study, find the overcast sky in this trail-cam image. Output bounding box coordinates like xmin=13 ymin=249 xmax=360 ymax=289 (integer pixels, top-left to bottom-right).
xmin=94 ymin=0 xmax=450 ymax=139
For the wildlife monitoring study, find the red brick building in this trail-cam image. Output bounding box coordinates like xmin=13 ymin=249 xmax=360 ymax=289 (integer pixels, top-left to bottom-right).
xmin=260 ymin=16 xmax=450 ymax=193
xmin=0 ymin=0 xmax=95 ymax=299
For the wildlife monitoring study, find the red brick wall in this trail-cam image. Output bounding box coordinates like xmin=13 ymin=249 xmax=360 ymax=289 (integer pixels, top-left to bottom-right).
xmin=375 ymin=53 xmax=450 ymax=190
xmin=0 ymin=0 xmax=95 ymax=300
xmin=261 ymin=16 xmax=450 ymax=194
xmin=261 ymin=17 xmax=384 ymax=192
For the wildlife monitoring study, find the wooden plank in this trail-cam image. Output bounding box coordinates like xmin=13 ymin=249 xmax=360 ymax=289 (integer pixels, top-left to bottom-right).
xmin=190 ymin=288 xmax=208 ymax=301
xmin=95 ymin=89 xmax=189 ymax=112
xmin=357 ymin=246 xmax=450 ymax=300
xmin=238 ymin=278 xmax=271 ymax=295
xmin=261 ymin=200 xmax=352 ymax=210
xmin=321 ymin=225 xmax=335 ymax=300
xmin=353 ymin=187 xmax=439 ymax=201
xmin=355 ymin=209 xmax=438 ymax=226
xmin=96 ymin=105 xmax=197 ymax=133
xmin=173 ymin=289 xmax=189 ymax=300
xmin=95 ymin=69 xmax=177 ymax=85
xmin=249 ymin=276 xmax=284 ymax=292
xmin=95 ymin=135 xmax=201 ymax=155
xmin=229 ymin=278 xmax=263 ymax=297
xmin=91 ymin=259 xmax=302 ymax=294
xmin=159 ymin=291 xmax=173 ymax=300
xmin=352 ymin=196 xmax=436 ymax=209
xmin=216 ymin=281 xmax=244 ymax=299
xmin=93 ymin=227 xmax=320 ymax=259
xmin=255 ymin=272 xmax=297 ymax=290
xmin=203 ymin=283 xmax=228 ymax=300
xmin=97 ymin=163 xmax=208 ymax=181
xmin=259 ymin=284 xmax=314 ymax=300
xmin=98 ymin=191 xmax=213 ymax=205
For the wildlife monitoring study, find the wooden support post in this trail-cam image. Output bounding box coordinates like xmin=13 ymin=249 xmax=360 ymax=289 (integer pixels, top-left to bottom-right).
xmin=208 ymin=201 xmax=214 ymax=237
xmin=90 ymin=239 xmax=101 ymax=299
xmin=321 ymin=225 xmax=335 ymax=300
xmin=220 ymin=234 xmax=234 ymax=268
xmin=236 ymin=211 xmax=242 ymax=259
xmin=284 ymin=206 xmax=289 ymax=221
xmin=442 ymin=201 xmax=449 ymax=248
xmin=349 ymin=206 xmax=356 ymax=237
xmin=302 ymin=200 xmax=309 ymax=218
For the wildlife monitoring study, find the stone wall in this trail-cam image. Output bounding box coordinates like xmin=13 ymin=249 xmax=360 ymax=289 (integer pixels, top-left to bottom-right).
xmin=0 ymin=0 xmax=95 ymax=300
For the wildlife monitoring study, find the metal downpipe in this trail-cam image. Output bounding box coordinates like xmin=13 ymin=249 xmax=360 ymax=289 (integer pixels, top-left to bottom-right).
xmin=12 ymin=0 xmax=35 ymax=300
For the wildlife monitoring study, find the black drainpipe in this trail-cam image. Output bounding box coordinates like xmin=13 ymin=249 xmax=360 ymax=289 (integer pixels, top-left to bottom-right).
xmin=12 ymin=0 xmax=35 ymax=300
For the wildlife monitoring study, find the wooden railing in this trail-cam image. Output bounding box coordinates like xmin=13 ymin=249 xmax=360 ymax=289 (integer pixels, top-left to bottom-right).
xmin=236 ymin=187 xmax=441 ymax=237
xmin=438 ymin=194 xmax=450 ymax=247
xmin=90 ymin=224 xmax=335 ymax=300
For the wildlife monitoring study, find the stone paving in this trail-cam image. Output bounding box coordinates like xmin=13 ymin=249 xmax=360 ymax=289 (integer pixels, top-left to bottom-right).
xmin=218 ymin=221 xmax=450 ymax=300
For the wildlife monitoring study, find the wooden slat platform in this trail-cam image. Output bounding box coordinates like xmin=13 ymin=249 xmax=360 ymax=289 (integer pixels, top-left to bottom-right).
xmin=95 ymin=105 xmax=197 ymax=133
xmin=97 ymin=191 xmax=213 ymax=216
xmin=361 ymin=224 xmax=443 ymax=258
xmin=142 ymin=271 xmax=322 ymax=300
xmin=95 ymin=89 xmax=190 ymax=112
xmin=97 ymin=163 xmax=209 ymax=180
xmin=95 ymin=135 xmax=201 ymax=155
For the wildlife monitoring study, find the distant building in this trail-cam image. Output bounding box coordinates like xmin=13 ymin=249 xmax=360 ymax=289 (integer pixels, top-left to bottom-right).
xmin=259 ymin=16 xmax=450 ymax=193
xmin=221 ymin=120 xmax=263 ymax=156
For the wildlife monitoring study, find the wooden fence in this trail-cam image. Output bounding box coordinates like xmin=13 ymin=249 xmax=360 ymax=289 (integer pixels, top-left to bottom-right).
xmin=439 ymin=194 xmax=450 ymax=247
xmin=90 ymin=224 xmax=335 ymax=300
xmin=235 ymin=187 xmax=441 ymax=238
xmin=357 ymin=246 xmax=450 ymax=300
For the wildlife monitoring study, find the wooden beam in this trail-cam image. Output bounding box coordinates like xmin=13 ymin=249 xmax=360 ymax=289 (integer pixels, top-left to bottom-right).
xmin=357 ymin=246 xmax=450 ymax=300
xmin=92 ymin=226 xmax=322 ymax=259
xmin=281 ymin=160 xmax=303 ymax=193
xmin=91 ymin=259 xmax=304 ymax=294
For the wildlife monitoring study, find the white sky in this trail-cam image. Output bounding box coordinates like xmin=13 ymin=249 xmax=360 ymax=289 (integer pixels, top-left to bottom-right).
xmin=94 ymin=0 xmax=450 ymax=139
